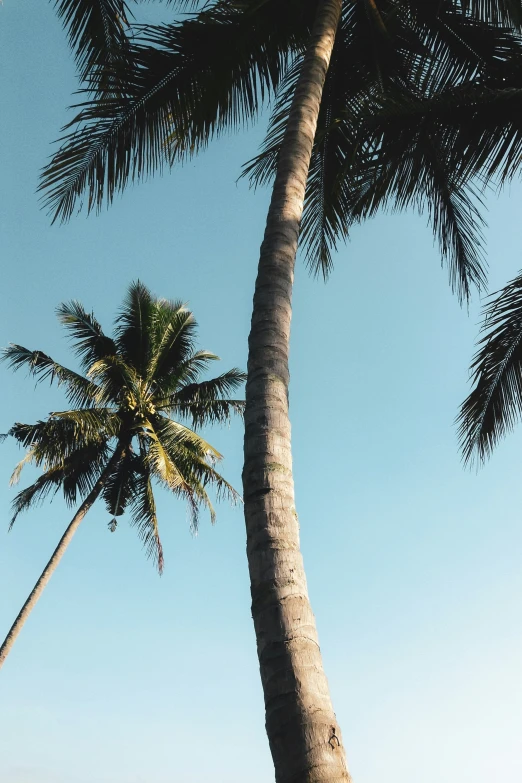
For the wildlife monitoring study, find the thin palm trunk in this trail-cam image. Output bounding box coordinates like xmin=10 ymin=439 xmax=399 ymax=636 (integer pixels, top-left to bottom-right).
xmin=0 ymin=445 xmax=124 ymax=670
xmin=242 ymin=1 xmax=349 ymax=781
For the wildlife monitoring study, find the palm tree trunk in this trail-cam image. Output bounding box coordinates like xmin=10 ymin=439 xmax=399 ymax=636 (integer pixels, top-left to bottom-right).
xmin=242 ymin=1 xmax=350 ymax=781
xmin=0 ymin=445 xmax=124 ymax=670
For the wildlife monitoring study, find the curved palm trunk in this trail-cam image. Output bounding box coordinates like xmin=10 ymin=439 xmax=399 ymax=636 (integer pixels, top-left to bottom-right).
xmin=243 ymin=1 xmax=349 ymax=781
xmin=0 ymin=446 xmax=123 ymax=670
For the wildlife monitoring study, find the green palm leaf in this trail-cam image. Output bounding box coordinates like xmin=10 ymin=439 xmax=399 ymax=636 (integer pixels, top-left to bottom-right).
xmin=57 ymin=301 xmax=118 ymax=369
xmin=1 ymin=345 xmax=100 ymax=408
xmin=129 ymin=465 xmax=164 ymax=572
xmin=8 ymin=410 xmax=115 ymax=467
xmin=10 ymin=438 xmax=111 ymax=524
xmin=102 ymin=444 xmax=142 ymax=518
xmin=114 ymin=280 xmax=154 ymax=375
xmin=166 ymin=369 xmax=246 ymax=425
xmin=146 ymin=300 xmax=196 ymax=384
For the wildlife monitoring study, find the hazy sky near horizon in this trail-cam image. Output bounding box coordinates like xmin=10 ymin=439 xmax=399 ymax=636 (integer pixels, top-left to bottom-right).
xmin=1 ymin=3 xmax=521 ymax=782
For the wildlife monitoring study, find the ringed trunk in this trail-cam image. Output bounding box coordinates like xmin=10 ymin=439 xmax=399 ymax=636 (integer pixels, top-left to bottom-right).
xmin=242 ymin=1 xmax=350 ymax=781
xmin=0 ymin=445 xmax=124 ymax=670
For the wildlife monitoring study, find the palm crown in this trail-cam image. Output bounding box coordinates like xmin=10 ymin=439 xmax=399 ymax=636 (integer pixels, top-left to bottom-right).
xmin=3 ymin=281 xmax=244 ymax=573
xmin=42 ymin=1 xmax=522 ymax=301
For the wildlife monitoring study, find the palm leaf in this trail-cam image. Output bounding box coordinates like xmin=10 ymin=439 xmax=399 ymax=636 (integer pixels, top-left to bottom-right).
xmin=10 ymin=438 xmax=110 ymax=524
xmin=48 ymin=408 xmax=120 ymax=439
xmin=243 ymin=1 xmax=518 ymax=291
xmin=102 ymin=444 xmax=141 ymax=516
xmin=40 ymin=0 xmax=312 ymax=221
xmin=114 ymin=280 xmax=153 ymax=375
xmin=57 ymin=301 xmax=118 ymax=370
xmin=165 ymin=369 xmax=246 ymax=425
xmin=146 ymin=300 xmax=196 ymax=384
xmin=143 ymin=425 xmax=188 ymax=489
xmin=460 ymin=0 xmax=522 ymax=26
xmin=129 ymin=463 xmax=164 ymax=572
xmin=10 ymin=465 xmax=65 ymax=527
xmin=8 ymin=410 xmax=115 ymax=468
xmin=154 ymin=418 xmax=240 ymax=502
xmin=1 ymin=345 xmax=100 ymax=408
xmin=152 ymin=351 xmax=221 ymax=401
xmin=87 ymin=354 xmax=140 ymax=404
xmin=54 ymin=0 xmax=132 ymax=86
xmin=150 ymin=414 xmax=221 ymax=460
xmin=458 ymin=270 xmax=522 ymax=463
xmin=348 ymin=111 xmax=488 ymax=301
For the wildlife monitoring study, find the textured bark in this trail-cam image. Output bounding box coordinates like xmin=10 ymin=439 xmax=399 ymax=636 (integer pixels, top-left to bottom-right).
xmin=0 ymin=446 xmax=124 ymax=671
xmin=243 ymin=1 xmax=350 ymax=781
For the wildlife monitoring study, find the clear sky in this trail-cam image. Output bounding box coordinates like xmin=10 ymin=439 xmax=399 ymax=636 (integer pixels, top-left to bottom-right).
xmin=1 ymin=3 xmax=521 ymax=783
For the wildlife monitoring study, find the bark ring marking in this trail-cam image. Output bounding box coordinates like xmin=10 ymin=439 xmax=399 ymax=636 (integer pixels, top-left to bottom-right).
xmin=329 ymin=727 xmax=341 ymax=749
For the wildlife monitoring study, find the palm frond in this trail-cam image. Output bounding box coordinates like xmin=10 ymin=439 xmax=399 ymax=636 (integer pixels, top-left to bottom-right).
xmin=54 ymin=0 xmax=132 ymax=86
xmin=150 ymin=414 xmax=221 ymax=460
xmin=60 ymin=440 xmax=112 ymax=505
xmin=10 ymin=465 xmax=65 ymax=528
xmin=164 ymin=369 xmax=246 ymax=425
xmin=1 ymin=345 xmax=100 ymax=408
xmin=114 ymin=280 xmax=153 ymax=374
xmin=152 ymin=0 xmax=208 ymax=7
xmin=87 ymin=354 xmax=140 ymax=404
xmin=146 ymin=299 xmax=196 ymax=384
xmin=40 ymin=0 xmax=310 ymax=222
xmin=454 ymin=87 xmax=522 ymax=186
xmin=153 ymin=416 xmax=240 ymax=501
xmin=8 ymin=409 xmax=116 ymax=464
xmin=48 ymin=408 xmax=120 ymax=439
xmin=459 ymin=0 xmax=522 ymax=27
xmin=157 ymin=351 xmax=221 ymax=399
xmin=10 ymin=438 xmax=110 ymax=524
xmin=129 ymin=465 xmax=164 ymax=572
xmin=102 ymin=444 xmax=141 ymax=516
xmin=57 ymin=301 xmax=118 ymax=370
xmin=143 ymin=424 xmax=188 ymax=489
xmin=10 ymin=449 xmax=36 ymax=487
xmin=243 ymin=1 xmax=518 ymax=288
xmin=458 ymin=270 xmax=522 ymax=464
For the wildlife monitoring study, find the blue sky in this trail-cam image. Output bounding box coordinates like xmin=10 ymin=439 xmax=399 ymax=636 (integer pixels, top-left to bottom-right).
xmin=1 ymin=3 xmax=521 ymax=782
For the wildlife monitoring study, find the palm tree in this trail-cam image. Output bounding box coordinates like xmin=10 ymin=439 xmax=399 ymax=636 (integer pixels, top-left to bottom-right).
xmin=39 ymin=3 xmax=522 ymax=780
xmin=0 ymin=281 xmax=245 ymax=670
xmin=458 ymin=270 xmax=522 ymax=463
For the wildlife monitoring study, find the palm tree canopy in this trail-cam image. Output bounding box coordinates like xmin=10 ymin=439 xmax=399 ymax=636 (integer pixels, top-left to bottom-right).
xmin=458 ymin=270 xmax=522 ymax=464
xmin=41 ymin=1 xmax=522 ymax=302
xmin=2 ymin=282 xmax=245 ymax=572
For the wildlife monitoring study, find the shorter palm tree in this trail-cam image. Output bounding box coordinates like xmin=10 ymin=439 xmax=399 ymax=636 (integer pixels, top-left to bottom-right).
xmin=459 ymin=270 xmax=522 ymax=464
xmin=0 ymin=281 xmax=245 ymax=670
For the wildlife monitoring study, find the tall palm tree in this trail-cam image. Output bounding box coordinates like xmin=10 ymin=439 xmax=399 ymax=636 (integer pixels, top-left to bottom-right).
xmin=0 ymin=281 xmax=245 ymax=670
xmin=39 ymin=2 xmax=522 ymax=780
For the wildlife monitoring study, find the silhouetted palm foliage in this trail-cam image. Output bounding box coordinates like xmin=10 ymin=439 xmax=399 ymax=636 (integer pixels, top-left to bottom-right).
xmin=3 ymin=281 xmax=244 ymax=571
xmin=458 ymin=270 xmax=522 ymax=463
xmin=41 ymin=1 xmax=522 ymax=301
xmin=53 ymin=0 xmax=133 ymax=91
